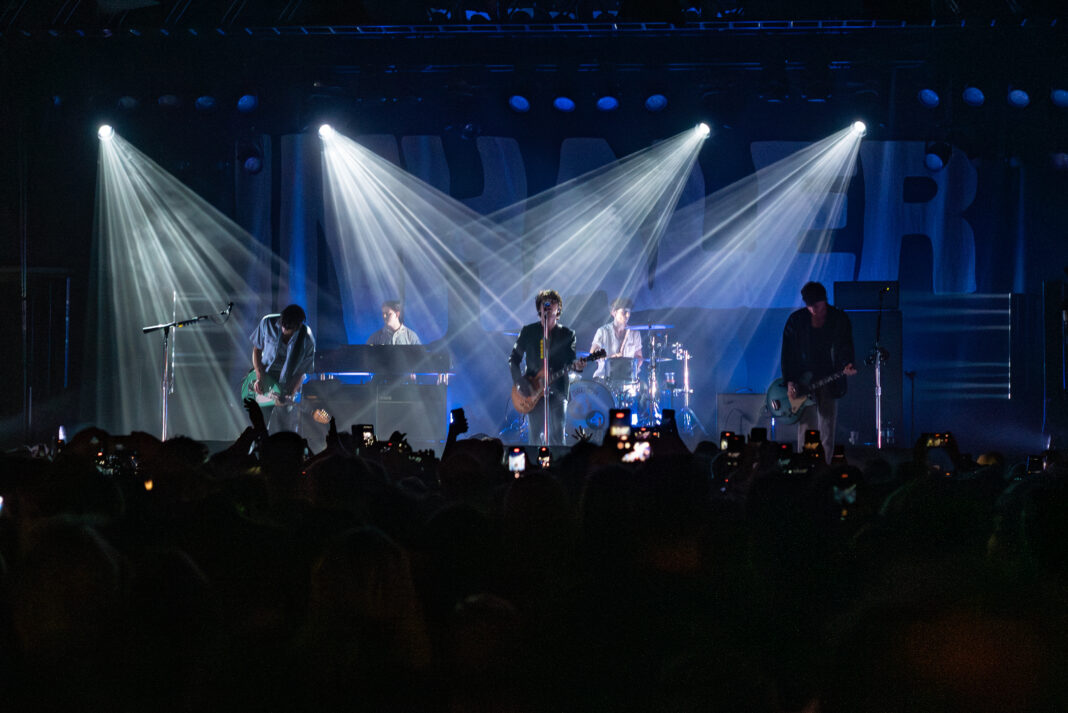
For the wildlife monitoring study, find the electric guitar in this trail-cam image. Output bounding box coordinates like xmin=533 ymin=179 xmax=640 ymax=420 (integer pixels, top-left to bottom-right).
xmin=765 ymin=367 xmax=854 ymax=425
xmin=512 ymin=349 xmax=607 ymax=414
xmin=240 ymin=370 xmax=285 ymax=406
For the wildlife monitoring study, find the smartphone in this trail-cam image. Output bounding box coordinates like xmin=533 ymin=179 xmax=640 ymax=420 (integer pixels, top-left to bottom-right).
xmin=357 ymin=424 xmax=375 ymax=447
xmin=508 ymin=446 xmax=527 ymax=475
xmin=610 ymin=409 xmax=632 ymax=440
xmin=450 ymin=407 xmax=465 ymax=425
xmin=725 ymin=434 xmax=745 ymax=467
xmin=749 ymin=427 xmax=767 ymax=443
xmin=1026 ymin=455 xmax=1044 ymax=475
xmin=720 ymin=431 xmax=735 ymax=452
xmin=622 ymin=440 xmax=651 ymax=463
xmin=538 ymin=446 xmax=551 ymax=469
xmin=923 ymin=432 xmax=950 ymax=448
xmin=831 ymin=445 xmax=847 ymax=465
xmin=803 ymin=430 xmax=822 ymax=458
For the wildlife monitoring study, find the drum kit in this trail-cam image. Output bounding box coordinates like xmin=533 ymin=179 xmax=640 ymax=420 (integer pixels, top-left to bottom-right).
xmin=566 ymin=324 xmax=701 ymax=441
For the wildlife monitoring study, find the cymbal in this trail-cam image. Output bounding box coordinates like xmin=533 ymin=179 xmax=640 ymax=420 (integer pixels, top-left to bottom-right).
xmin=629 ymin=324 xmax=674 ymax=331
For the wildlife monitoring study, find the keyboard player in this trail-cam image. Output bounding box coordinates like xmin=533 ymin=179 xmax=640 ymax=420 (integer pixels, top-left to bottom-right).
xmin=367 ymin=300 xmax=421 ymax=346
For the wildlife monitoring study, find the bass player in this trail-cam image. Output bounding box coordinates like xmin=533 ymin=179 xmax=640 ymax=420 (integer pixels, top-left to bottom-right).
xmin=781 ymin=281 xmax=856 ymax=459
xmin=509 ymin=289 xmax=586 ymax=445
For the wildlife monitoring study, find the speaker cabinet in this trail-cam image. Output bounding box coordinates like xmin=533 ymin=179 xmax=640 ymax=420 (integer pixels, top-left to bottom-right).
xmin=717 ymin=392 xmax=769 ymax=439
xmin=375 ymin=384 xmax=447 ymax=444
xmin=301 ymin=380 xmax=447 ymax=450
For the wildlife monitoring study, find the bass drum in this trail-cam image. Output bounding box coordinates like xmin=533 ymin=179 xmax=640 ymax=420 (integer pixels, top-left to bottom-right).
xmin=566 ymin=380 xmax=614 ymax=443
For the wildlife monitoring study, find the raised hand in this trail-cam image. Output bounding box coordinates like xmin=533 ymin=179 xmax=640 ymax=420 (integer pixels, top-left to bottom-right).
xmin=243 ymin=397 xmax=268 ymax=435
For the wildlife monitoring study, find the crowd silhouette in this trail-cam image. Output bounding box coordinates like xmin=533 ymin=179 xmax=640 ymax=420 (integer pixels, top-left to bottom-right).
xmin=0 ymin=401 xmax=1066 ymax=712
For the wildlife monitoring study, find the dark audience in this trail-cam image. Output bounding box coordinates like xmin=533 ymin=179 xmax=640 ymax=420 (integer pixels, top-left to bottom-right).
xmin=0 ymin=409 xmax=1066 ymax=713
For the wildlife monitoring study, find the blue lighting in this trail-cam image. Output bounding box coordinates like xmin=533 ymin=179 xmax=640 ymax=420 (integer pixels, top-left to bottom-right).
xmin=508 ymin=95 xmax=530 ymax=113
xmin=924 ymin=142 xmax=951 ymax=172
xmin=962 ymin=86 xmax=985 ymax=107
xmin=1007 ymin=88 xmax=1030 ymax=108
xmin=917 ymin=88 xmax=940 ymax=108
xmin=596 ymin=95 xmax=619 ymax=112
xmin=1051 ymin=88 xmax=1068 ymax=108
xmin=237 ymin=94 xmax=259 ymax=113
xmin=157 ymin=94 xmax=180 ymax=108
xmin=553 ymin=96 xmax=576 ymax=113
xmin=194 ymin=96 xmax=217 ymax=112
xmin=644 ymin=94 xmax=668 ymax=112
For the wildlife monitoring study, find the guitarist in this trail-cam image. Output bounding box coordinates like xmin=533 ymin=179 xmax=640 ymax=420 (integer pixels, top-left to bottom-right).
xmin=781 ymin=282 xmax=856 ymax=459
xmin=509 ymin=290 xmax=586 ymax=445
xmin=249 ymin=304 xmax=316 ymax=433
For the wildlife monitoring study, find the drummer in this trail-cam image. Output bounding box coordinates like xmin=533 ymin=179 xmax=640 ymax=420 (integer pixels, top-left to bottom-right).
xmin=591 ymin=298 xmax=644 ymax=381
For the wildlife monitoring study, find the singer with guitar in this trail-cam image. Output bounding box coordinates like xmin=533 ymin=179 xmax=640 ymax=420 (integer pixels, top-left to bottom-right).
xmin=509 ymin=290 xmax=586 ymax=445
xmin=246 ymin=304 xmax=316 ymax=433
xmin=779 ymin=282 xmax=856 ymax=460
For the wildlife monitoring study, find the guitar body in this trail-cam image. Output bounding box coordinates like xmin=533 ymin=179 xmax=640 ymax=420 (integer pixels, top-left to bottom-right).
xmin=765 ymin=377 xmax=815 ymax=425
xmin=512 ymin=349 xmax=607 ymax=415
xmin=765 ymin=368 xmax=853 ymax=425
xmin=241 ymin=370 xmax=283 ymax=406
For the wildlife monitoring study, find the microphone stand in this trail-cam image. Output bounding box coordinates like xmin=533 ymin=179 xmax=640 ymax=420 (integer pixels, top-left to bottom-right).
xmin=541 ymin=304 xmax=551 ymax=447
xmin=142 ymin=300 xmax=233 ymax=440
xmin=865 ymin=288 xmax=891 ymax=448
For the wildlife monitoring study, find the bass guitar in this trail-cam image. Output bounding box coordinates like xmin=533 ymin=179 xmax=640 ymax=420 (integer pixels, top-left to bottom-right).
xmin=765 ymin=368 xmax=853 ymax=425
xmin=512 ymin=349 xmax=606 ymax=415
xmin=240 ymin=370 xmax=285 ymax=406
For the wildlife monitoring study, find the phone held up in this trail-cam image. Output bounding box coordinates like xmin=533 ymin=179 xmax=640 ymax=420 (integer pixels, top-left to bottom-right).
xmin=508 ymin=446 xmax=527 ymax=477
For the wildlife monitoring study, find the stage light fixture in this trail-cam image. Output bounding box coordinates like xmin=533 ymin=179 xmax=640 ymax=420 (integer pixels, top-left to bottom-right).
xmin=924 ymin=141 xmax=952 ymax=172
xmin=508 ymin=95 xmax=531 ymax=112
xmin=157 ymin=94 xmax=181 ymax=108
xmin=237 ymin=94 xmax=259 ymax=113
xmin=98 ymin=124 xmax=115 ymax=141
xmin=696 ymin=122 xmax=711 ymax=137
xmin=1007 ymin=88 xmax=1030 ymax=108
xmin=319 ymin=124 xmax=335 ymax=139
xmin=962 ymin=86 xmax=985 ymax=107
xmin=644 ymin=94 xmax=668 ymax=112
xmin=852 ymin=121 xmax=867 ymax=136
xmin=1051 ymin=88 xmax=1068 ymax=108
xmin=553 ymin=96 xmax=576 ymax=113
xmin=506 ymin=6 xmax=534 ymax=21
xmin=117 ymin=96 xmax=139 ymax=110
xmin=917 ymin=88 xmax=940 ymax=108
xmin=596 ymin=95 xmax=619 ymax=112
xmin=194 ymin=96 xmax=217 ymax=112
xmin=243 ymin=156 xmax=263 ymax=174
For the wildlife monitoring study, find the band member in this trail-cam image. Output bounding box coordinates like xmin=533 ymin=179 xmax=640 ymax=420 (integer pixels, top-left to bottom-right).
xmin=250 ymin=304 xmax=316 ymax=433
xmin=367 ymin=300 xmax=421 ymax=345
xmin=590 ymin=297 xmax=643 ymax=380
xmin=781 ymin=281 xmax=856 ymax=459
xmin=509 ymin=289 xmax=586 ymax=445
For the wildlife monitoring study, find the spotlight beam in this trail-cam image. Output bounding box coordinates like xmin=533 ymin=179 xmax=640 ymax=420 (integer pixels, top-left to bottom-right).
xmin=94 ymin=131 xmax=297 ymax=438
